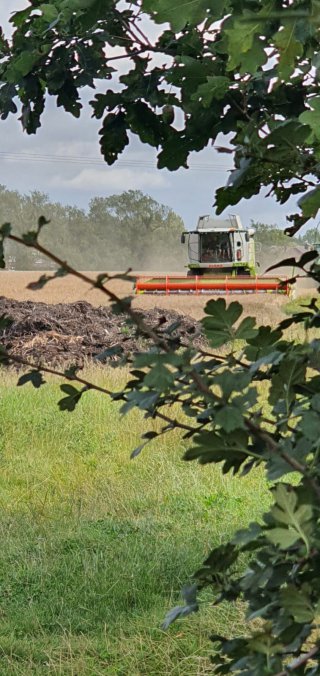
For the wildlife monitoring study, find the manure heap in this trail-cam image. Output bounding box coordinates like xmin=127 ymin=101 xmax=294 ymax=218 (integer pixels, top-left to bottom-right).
xmin=0 ymin=297 xmax=202 ymax=366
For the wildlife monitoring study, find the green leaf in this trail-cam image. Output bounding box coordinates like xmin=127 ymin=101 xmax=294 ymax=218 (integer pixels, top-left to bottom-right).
xmin=126 ymin=101 xmax=161 ymax=147
xmin=157 ymin=134 xmax=189 ymax=171
xmin=185 ymin=430 xmax=250 ymax=474
xmin=245 ymin=326 xmax=282 ymax=361
xmin=58 ymin=384 xmax=83 ymax=412
xmin=0 ymin=223 xmax=11 ymax=238
xmin=214 ymin=371 xmax=251 ymax=399
xmin=202 ymin=299 xmax=243 ymax=348
xmin=0 ymin=314 xmax=13 ymax=330
xmin=269 ymin=357 xmax=306 ymax=410
xmin=10 ymin=7 xmax=32 ymax=27
xmin=263 ymin=120 xmax=310 ymax=147
xmin=267 ymin=484 xmax=313 ymax=552
xmin=144 ymin=363 xmax=175 ymax=392
xmin=0 ymin=222 xmax=11 ymax=268
xmin=121 ymin=391 xmax=159 ymax=415
xmin=237 ymin=35 xmax=267 ymax=73
xmin=27 ymin=275 xmax=51 ymax=290
xmin=274 ymin=22 xmax=303 ymax=80
xmin=192 ymin=76 xmax=229 ymax=108
xmin=162 ymin=601 xmax=198 ymax=630
xmin=6 ymin=51 xmax=40 ymax=82
xmin=215 ymin=405 xmax=245 ymax=432
xmin=99 ymin=112 xmax=129 ymax=165
xmin=266 ymin=527 xmax=301 ymax=549
xmin=224 ymin=12 xmax=264 ymax=71
xmin=130 ymin=442 xmax=147 ymax=459
xmin=299 ymin=96 xmax=320 ymax=141
xmin=142 ymin=0 xmax=225 ymax=32
xmin=300 ymin=411 xmax=320 ymax=441
xmin=94 ymin=345 xmax=123 ymax=361
xmin=234 ymin=316 xmax=257 ymax=341
xmin=26 ymin=268 xmax=68 ymax=291
xmin=281 ymin=585 xmax=314 ymax=623
xmin=232 ymin=522 xmax=262 ymax=547
xmin=37 ymin=215 xmax=50 ymax=231
xmin=17 ymin=370 xmax=45 ymax=389
xmin=22 ymin=231 xmax=38 ymax=246
xmin=298 ymin=187 xmax=320 ymax=219
xmin=162 ymin=583 xmax=199 ymax=629
xmin=40 ymin=3 xmax=60 ymax=24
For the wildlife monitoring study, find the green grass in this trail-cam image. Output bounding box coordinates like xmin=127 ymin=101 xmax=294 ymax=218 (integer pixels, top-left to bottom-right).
xmin=284 ymin=294 xmax=319 ymax=315
xmin=0 ymin=369 xmax=270 ymax=674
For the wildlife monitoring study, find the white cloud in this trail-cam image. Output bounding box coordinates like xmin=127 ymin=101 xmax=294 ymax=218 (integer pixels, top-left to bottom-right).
xmin=50 ymin=167 xmax=169 ymax=191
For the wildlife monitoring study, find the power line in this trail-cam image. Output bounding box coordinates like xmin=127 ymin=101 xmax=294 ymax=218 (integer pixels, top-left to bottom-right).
xmin=0 ymin=150 xmax=232 ymax=172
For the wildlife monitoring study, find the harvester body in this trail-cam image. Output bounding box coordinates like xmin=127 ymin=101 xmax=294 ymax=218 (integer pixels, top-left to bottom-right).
xmin=135 ymin=213 xmax=291 ymax=296
xmin=182 ymin=214 xmax=256 ymax=276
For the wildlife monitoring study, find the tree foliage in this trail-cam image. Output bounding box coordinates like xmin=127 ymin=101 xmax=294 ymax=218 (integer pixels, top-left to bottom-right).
xmin=253 ymin=222 xmax=302 ymax=248
xmin=2 ymin=1 xmax=320 ymax=231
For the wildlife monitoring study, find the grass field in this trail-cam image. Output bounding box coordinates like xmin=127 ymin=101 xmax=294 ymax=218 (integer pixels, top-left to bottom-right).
xmin=0 ymin=368 xmax=271 ymax=675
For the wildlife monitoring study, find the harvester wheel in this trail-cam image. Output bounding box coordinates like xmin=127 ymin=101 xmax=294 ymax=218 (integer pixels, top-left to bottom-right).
xmin=187 ymin=269 xmax=203 ymax=277
xmin=236 ymin=268 xmax=251 ymax=276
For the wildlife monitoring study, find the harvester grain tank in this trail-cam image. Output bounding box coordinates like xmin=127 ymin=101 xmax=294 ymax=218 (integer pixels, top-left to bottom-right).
xmin=135 ymin=214 xmax=290 ymax=295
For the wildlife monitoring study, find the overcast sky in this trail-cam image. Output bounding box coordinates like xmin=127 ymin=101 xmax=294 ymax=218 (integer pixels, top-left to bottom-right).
xmin=0 ymin=2 xmax=314 ymax=231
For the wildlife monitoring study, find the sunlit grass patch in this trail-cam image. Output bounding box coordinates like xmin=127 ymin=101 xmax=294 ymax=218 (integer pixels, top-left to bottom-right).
xmin=0 ymin=368 xmax=270 ymax=674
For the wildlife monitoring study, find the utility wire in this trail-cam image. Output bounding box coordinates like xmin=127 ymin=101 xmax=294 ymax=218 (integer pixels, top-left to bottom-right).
xmin=0 ymin=150 xmax=232 ymax=172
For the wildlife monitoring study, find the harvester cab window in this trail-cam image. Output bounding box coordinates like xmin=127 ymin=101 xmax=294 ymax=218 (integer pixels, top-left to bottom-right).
xmin=201 ymin=233 xmax=232 ymax=263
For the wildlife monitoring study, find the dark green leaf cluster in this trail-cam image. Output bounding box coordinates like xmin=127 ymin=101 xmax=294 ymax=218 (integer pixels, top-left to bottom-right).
xmin=98 ymin=293 xmax=320 ymax=673
xmin=2 ymin=1 xmax=320 ymax=227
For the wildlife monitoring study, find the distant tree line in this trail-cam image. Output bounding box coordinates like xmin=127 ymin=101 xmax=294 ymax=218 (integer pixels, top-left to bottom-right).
xmin=0 ymin=186 xmax=187 ymax=271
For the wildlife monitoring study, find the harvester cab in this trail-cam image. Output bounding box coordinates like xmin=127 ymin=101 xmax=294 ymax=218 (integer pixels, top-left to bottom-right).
xmin=181 ymin=214 xmax=256 ymax=277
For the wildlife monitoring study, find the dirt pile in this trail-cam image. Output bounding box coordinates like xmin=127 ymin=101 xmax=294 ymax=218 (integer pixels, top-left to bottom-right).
xmin=0 ymin=297 xmax=203 ymax=366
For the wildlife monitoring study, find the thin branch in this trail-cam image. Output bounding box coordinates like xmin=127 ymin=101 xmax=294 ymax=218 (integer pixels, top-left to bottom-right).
xmin=7 ymin=233 xmax=219 ymax=404
xmin=151 ymin=409 xmax=198 ymax=433
xmin=106 ymin=47 xmax=153 ymax=61
xmin=8 ymin=234 xmax=171 ymax=353
xmin=1 ymin=348 xmax=199 ymax=435
xmin=274 ymin=645 xmax=319 ymax=675
xmin=1 ymin=351 xmax=113 ymax=396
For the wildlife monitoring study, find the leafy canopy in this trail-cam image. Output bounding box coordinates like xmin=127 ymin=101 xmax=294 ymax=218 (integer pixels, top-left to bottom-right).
xmin=2 ymin=0 xmax=320 ymax=230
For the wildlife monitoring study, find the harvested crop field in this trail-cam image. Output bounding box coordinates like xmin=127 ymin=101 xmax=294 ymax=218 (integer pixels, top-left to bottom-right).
xmin=0 ymin=270 xmax=307 ymax=366
xmin=1 ymin=270 xmax=296 ymax=320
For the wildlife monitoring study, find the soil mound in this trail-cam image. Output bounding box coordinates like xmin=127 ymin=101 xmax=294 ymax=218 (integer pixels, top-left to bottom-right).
xmin=0 ymin=297 xmax=202 ymax=366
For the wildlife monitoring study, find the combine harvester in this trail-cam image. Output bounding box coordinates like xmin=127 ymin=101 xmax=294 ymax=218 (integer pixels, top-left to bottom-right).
xmin=135 ymin=214 xmax=291 ymax=295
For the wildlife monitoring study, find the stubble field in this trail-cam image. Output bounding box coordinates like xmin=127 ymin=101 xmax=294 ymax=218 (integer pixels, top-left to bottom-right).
xmin=1 ymin=270 xmax=294 ymax=321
